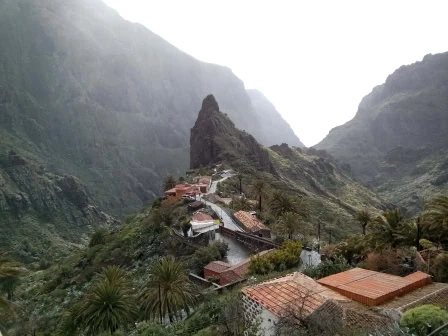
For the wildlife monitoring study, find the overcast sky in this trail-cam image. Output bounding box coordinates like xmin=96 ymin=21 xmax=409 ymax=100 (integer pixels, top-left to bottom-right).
xmin=103 ymin=0 xmax=447 ymax=146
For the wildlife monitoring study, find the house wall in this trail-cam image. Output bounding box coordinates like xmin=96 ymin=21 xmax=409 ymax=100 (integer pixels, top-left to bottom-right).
xmin=242 ymin=294 xmax=278 ymax=336
xmin=204 ymin=269 xmax=221 ymax=280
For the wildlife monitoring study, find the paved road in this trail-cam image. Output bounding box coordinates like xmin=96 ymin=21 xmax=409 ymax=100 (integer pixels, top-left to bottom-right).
xmin=202 ymin=172 xmax=243 ymax=232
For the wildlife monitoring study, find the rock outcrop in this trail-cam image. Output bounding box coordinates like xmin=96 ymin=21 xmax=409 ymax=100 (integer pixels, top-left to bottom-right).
xmin=0 ymin=150 xmax=115 ymax=263
xmin=316 ymin=52 xmax=448 ymax=214
xmin=190 ymin=95 xmax=276 ymax=174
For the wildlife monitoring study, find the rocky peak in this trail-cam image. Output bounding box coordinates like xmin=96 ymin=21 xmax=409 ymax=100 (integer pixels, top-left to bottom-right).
xmin=200 ymin=94 xmax=220 ymax=115
xmin=190 ymin=95 xmax=276 ymax=174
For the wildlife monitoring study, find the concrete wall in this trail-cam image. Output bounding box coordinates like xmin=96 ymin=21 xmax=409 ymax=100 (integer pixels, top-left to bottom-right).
xmin=242 ymin=293 xmax=278 ymax=336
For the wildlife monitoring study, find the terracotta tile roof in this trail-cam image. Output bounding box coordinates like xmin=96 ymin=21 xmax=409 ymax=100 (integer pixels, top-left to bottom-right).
xmin=234 ymin=211 xmax=269 ymax=233
xmin=242 ymin=272 xmax=349 ymax=317
xmin=204 ymin=261 xmax=231 ymax=273
xmin=317 ymin=268 xmax=432 ymax=306
xmin=198 ymin=176 xmax=211 ymax=185
xmin=192 ymin=212 xmax=213 ymax=222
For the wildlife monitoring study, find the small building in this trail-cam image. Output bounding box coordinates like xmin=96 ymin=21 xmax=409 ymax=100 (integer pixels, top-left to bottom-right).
xmin=242 ymin=268 xmax=448 ymax=336
xmin=193 ymin=176 xmax=212 ymax=193
xmin=188 ymin=200 xmax=204 ymax=211
xmin=204 ymin=250 xmax=272 ymax=286
xmin=164 ymin=184 xmax=201 ymax=202
xmin=190 ymin=211 xmax=215 ymax=231
xmin=233 ymin=211 xmax=271 ymax=238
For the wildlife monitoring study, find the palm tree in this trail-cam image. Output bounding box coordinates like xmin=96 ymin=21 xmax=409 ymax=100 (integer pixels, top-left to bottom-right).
xmin=80 ymin=266 xmax=137 ymax=335
xmin=370 ymin=209 xmax=405 ymax=248
xmin=396 ymin=216 xmax=425 ymax=250
xmin=163 ymin=175 xmax=177 ymax=191
xmin=89 ymin=227 xmax=107 ymax=247
xmin=425 ymin=195 xmax=448 ymax=241
xmin=274 ymin=212 xmax=307 ymax=240
xmin=0 ymin=252 xmax=24 ymax=311
xmin=269 ymin=192 xmax=308 ymax=219
xmin=355 ymin=209 xmax=373 ymax=235
xmin=140 ymin=256 xmax=199 ymax=323
xmin=237 ymin=174 xmax=243 ymax=194
xmin=249 ymin=180 xmax=267 ymax=212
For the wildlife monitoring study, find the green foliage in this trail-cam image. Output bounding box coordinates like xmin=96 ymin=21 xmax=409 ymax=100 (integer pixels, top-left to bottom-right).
xmin=249 ymin=180 xmax=268 ymax=211
xmin=274 ymin=212 xmax=308 ymax=240
xmin=89 ymin=228 xmax=108 ymax=248
xmin=332 ymin=234 xmax=367 ymax=264
xmin=400 ymin=304 xmax=448 ymax=336
xmin=425 ymin=195 xmax=448 ymax=243
xmin=355 ymin=209 xmax=373 ymax=235
xmin=0 ymin=252 xmax=24 ymax=310
xmin=249 ymin=240 xmax=302 ymax=275
xmin=164 ymin=175 xmax=178 ymax=192
xmin=229 ymin=197 xmax=254 ymax=211
xmin=77 ymin=266 xmax=137 ymax=335
xmin=140 ymin=256 xmax=199 ymax=323
xmin=188 ymin=242 xmax=228 ymax=275
xmin=303 ymin=256 xmax=351 ymax=280
xmin=370 ymin=209 xmax=405 ymax=248
xmin=432 ymin=253 xmax=448 ymax=283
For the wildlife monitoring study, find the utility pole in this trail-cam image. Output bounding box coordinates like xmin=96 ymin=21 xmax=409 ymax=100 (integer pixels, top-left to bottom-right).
xmin=317 ymin=219 xmax=321 ymax=253
xmin=328 ymin=230 xmax=332 ymax=245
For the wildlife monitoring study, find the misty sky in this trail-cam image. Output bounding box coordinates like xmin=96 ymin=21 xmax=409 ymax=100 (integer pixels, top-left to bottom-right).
xmin=103 ymin=0 xmax=447 ymax=146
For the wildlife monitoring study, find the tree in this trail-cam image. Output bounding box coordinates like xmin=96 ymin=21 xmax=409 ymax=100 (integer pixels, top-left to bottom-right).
xmin=274 ymin=212 xmax=307 ymax=240
xmin=425 ymin=195 xmax=448 ymax=242
xmin=355 ymin=209 xmax=373 ymax=235
xmin=237 ymin=174 xmax=243 ymax=194
xmin=249 ymin=180 xmax=268 ymax=212
xmin=140 ymin=256 xmax=199 ymax=323
xmin=269 ymin=192 xmax=308 ymax=219
xmin=163 ymin=175 xmax=177 ymax=191
xmin=89 ymin=227 xmax=108 ymax=247
xmin=79 ymin=266 xmax=137 ymax=335
xmin=0 ymin=252 xmax=24 ymax=311
xmin=396 ymin=216 xmax=425 ymax=250
xmin=400 ymin=304 xmax=448 ymax=336
xmin=370 ymin=209 xmax=405 ymax=248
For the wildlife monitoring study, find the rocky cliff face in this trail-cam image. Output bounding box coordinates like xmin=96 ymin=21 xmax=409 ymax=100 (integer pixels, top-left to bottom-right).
xmin=316 ymin=52 xmax=448 ymax=214
xmin=0 ymin=0 xmax=301 ymax=217
xmin=0 ymin=150 xmax=115 ymax=263
xmin=190 ymin=95 xmax=276 ymax=174
xmin=190 ymin=96 xmax=388 ymax=237
xmin=247 ymin=89 xmax=305 ymax=147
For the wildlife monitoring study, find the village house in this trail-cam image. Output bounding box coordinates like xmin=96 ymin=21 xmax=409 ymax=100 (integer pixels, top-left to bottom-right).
xmin=204 ymin=250 xmax=272 ymax=286
xmin=233 ymin=211 xmax=271 ymax=238
xmin=242 ymin=268 xmax=448 ymax=335
xmin=190 ymin=211 xmax=216 ymax=233
xmin=164 ymin=184 xmax=201 ymax=203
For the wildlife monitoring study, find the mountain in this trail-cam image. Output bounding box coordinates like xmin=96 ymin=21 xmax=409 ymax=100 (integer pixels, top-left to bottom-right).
xmin=0 ymin=0 xmax=300 ymax=219
xmin=247 ymin=89 xmax=305 ymax=147
xmin=191 ymin=95 xmax=388 ymax=238
xmin=190 ymin=95 xmax=276 ymax=174
xmin=0 ymin=150 xmax=115 ymax=263
xmin=316 ymin=52 xmax=448 ymax=213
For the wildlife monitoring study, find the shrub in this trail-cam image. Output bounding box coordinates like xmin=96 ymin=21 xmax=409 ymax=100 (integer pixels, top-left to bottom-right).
xmin=400 ymin=304 xmax=448 ymax=336
xmin=432 ymin=253 xmax=448 ymax=283
xmin=303 ymin=256 xmax=351 ymax=280
xmin=249 ymin=241 xmax=302 ymax=275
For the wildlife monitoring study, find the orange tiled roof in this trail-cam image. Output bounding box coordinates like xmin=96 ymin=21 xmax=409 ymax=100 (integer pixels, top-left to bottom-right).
xmin=243 ymin=272 xmax=350 ymax=317
xmin=192 ymin=212 xmax=213 ymax=222
xmin=317 ymin=268 xmax=432 ymax=306
xmin=204 ymin=261 xmax=231 ymax=273
xmin=198 ymin=176 xmax=211 ymax=185
xmin=234 ymin=211 xmax=269 ymax=233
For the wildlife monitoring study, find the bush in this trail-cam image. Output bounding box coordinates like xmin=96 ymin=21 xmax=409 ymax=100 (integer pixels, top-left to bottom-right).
xmin=400 ymin=304 xmax=448 ymax=336
xmin=249 ymin=241 xmax=302 ymax=275
xmin=188 ymin=243 xmax=227 ymax=275
xmin=303 ymin=256 xmax=351 ymax=280
xmin=432 ymin=253 xmax=448 ymax=283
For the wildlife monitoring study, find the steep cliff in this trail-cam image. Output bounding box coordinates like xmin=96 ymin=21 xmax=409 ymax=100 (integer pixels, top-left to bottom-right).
xmin=191 ymin=96 xmax=388 ymax=237
xmin=190 ymin=95 xmax=276 ymax=174
xmin=0 ymin=150 xmax=115 ymax=263
xmin=247 ymin=89 xmax=305 ymax=147
xmin=316 ymin=52 xmax=448 ymax=213
xmin=0 ymin=0 xmax=299 ymax=217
